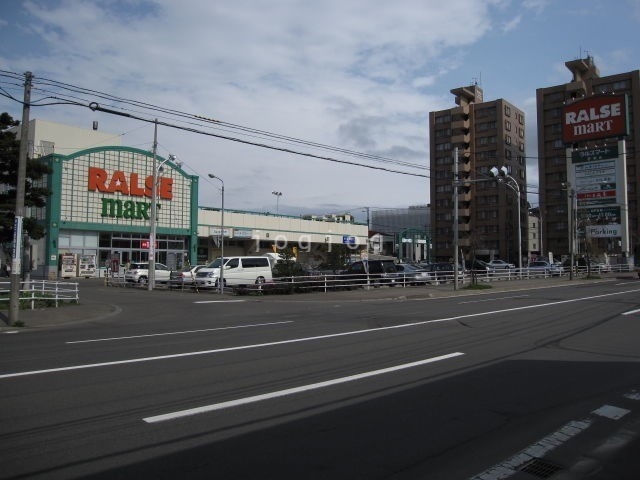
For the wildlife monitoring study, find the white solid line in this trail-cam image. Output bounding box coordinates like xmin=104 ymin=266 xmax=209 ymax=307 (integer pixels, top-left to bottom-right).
xmin=2 ymin=288 xmax=639 ymax=380
xmin=459 ymin=295 xmax=529 ymax=304
xmin=66 ymin=321 xmax=294 ymax=344
xmin=142 ymin=352 xmax=465 ymax=423
xmin=622 ymin=308 xmax=640 ymax=316
xmin=194 ymin=300 xmax=245 ymax=304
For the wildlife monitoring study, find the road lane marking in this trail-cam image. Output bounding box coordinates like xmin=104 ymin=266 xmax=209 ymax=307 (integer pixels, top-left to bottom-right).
xmin=66 ymin=321 xmax=294 ymax=344
xmin=3 ymin=288 xmax=640 ymax=380
xmin=622 ymin=308 xmax=640 ymax=315
xmin=194 ymin=300 xmax=246 ymax=304
xmin=459 ymin=295 xmax=529 ymax=304
xmin=470 ymin=419 xmax=592 ymax=480
xmin=592 ymin=404 xmax=630 ymax=420
xmin=142 ymin=352 xmax=464 ymax=423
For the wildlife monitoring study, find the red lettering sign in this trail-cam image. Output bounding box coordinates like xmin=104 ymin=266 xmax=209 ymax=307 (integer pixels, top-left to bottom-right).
xmin=562 ymin=94 xmax=628 ymax=143
xmin=87 ymin=166 xmax=173 ymax=200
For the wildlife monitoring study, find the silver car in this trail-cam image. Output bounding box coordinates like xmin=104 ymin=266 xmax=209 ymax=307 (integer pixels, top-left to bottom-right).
xmin=124 ymin=262 xmax=171 ymax=284
xmin=526 ymin=260 xmax=563 ymax=276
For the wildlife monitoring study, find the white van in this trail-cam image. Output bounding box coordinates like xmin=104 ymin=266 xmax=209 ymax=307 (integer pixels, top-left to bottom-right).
xmin=195 ymin=256 xmax=273 ymax=288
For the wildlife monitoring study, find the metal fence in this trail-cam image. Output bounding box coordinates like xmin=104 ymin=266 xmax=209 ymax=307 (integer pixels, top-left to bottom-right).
xmin=104 ymin=263 xmax=637 ymax=295
xmin=0 ymin=280 xmax=80 ymax=309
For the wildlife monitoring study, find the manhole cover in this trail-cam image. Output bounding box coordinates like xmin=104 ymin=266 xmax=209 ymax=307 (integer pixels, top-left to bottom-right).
xmin=519 ymin=458 xmax=563 ymax=478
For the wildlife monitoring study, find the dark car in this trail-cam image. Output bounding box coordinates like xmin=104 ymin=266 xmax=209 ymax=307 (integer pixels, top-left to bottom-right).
xmin=421 ymin=262 xmax=464 ymax=283
xmin=394 ymin=263 xmax=434 ymax=285
xmin=342 ymin=260 xmax=399 ymax=287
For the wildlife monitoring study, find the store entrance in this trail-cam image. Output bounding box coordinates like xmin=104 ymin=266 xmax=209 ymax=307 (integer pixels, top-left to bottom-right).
xmin=99 ymin=232 xmax=188 ymax=271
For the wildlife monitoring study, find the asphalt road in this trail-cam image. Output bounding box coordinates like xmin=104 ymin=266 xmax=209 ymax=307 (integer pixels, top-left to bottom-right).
xmin=1 ymin=277 xmax=640 ymax=479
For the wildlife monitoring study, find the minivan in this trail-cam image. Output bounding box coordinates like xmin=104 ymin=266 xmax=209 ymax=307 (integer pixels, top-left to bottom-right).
xmin=195 ymin=256 xmax=273 ymax=288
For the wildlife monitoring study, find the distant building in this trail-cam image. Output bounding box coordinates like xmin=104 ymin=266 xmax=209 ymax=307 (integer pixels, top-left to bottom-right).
xmin=370 ymin=205 xmax=431 ymax=261
xmin=536 ymin=57 xmax=640 ymax=263
xmin=429 ymin=85 xmax=527 ymax=264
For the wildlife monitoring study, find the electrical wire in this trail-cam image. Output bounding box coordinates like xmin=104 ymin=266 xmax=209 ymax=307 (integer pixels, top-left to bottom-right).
xmin=17 ymin=72 xmax=429 ymax=173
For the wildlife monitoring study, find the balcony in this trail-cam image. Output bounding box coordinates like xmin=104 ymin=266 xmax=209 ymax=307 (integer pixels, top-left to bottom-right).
xmin=451 ymin=132 xmax=470 ymax=146
xmin=457 ymin=192 xmax=471 ymax=202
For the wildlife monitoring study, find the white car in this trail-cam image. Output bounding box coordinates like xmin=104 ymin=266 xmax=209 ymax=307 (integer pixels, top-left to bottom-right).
xmin=169 ymin=264 xmax=207 ymax=286
xmin=124 ymin=262 xmax=171 ymax=284
xmin=486 ymin=259 xmax=516 ymax=271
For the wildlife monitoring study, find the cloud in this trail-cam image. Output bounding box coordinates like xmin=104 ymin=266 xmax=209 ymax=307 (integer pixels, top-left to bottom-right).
xmin=8 ymin=0 xmax=606 ymax=212
xmin=502 ymin=14 xmax=522 ymax=32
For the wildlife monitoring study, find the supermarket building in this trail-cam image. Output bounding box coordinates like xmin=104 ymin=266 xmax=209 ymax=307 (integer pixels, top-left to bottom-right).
xmin=21 ymin=120 xmax=368 ymax=279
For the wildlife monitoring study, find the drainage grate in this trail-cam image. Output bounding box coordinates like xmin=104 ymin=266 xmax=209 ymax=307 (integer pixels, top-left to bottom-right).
xmin=519 ymin=458 xmax=563 ymax=478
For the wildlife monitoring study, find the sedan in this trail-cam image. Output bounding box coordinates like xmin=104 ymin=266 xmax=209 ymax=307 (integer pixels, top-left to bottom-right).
xmin=394 ymin=264 xmax=434 ymax=285
xmin=169 ymin=265 xmax=207 ymax=287
xmin=486 ymin=259 xmax=516 ymax=271
xmin=526 ymin=260 xmax=563 ymax=276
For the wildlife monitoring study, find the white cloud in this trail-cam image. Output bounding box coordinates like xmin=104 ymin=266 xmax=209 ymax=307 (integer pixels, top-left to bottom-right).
xmin=2 ymin=0 xmax=637 ymax=213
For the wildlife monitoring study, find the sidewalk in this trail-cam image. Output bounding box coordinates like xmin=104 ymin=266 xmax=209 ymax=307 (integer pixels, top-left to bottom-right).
xmin=1 ymin=273 xmax=636 ymax=330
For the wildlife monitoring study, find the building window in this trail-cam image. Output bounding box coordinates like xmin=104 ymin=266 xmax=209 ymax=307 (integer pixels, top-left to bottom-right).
xmin=505 ymin=120 xmax=511 ymax=131
xmin=505 ymin=135 xmax=512 ymax=145
xmin=504 ymin=105 xmax=511 ymax=116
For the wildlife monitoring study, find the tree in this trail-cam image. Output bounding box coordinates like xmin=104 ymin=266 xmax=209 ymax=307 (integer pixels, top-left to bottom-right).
xmin=0 ymin=113 xmax=52 ymax=249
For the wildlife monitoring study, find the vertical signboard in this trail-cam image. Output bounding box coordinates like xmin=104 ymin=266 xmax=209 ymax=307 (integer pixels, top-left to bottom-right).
xmin=567 ymin=142 xmax=629 ymax=256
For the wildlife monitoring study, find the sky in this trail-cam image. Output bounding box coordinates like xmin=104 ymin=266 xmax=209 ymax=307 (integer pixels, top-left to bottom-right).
xmin=1 ymin=0 xmax=639 ymax=221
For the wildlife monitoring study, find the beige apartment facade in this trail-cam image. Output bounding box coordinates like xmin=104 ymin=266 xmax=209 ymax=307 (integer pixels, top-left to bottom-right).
xmin=429 ymin=85 xmax=527 ymax=265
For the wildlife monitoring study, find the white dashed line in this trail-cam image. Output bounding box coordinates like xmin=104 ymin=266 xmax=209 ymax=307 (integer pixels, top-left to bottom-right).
xmin=143 ymin=352 xmax=465 ymax=423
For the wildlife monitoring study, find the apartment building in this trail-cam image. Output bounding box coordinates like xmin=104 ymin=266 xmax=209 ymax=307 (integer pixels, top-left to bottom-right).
xmin=536 ymin=57 xmax=640 ymax=263
xmin=429 ymin=84 xmax=527 ymax=264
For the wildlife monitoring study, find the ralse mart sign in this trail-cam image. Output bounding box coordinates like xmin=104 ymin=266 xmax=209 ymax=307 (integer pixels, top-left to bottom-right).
xmin=87 ymin=166 xmax=174 ymax=219
xmin=562 ymin=94 xmax=628 ymax=143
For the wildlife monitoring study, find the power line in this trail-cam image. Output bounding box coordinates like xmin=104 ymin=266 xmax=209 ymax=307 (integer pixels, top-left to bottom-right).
xmin=0 ymin=70 xmax=428 ymax=176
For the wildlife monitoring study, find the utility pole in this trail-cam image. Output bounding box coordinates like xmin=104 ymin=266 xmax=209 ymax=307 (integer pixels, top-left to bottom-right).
xmin=148 ymin=120 xmax=158 ymax=290
xmin=8 ymin=72 xmax=32 ymax=326
xmin=453 ymin=147 xmax=459 ymax=291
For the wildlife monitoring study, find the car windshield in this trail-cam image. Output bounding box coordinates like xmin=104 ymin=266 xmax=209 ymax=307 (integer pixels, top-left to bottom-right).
xmin=206 ymin=258 xmax=227 ymax=268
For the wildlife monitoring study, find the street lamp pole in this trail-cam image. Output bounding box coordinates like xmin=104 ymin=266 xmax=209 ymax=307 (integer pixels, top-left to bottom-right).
xmin=209 ymin=174 xmax=225 ymax=294
xmin=272 ymin=191 xmax=282 ymax=214
xmin=490 ymin=166 xmax=522 ymax=278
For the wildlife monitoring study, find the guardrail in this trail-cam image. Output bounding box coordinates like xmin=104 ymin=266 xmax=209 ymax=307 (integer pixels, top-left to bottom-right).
xmin=103 ymin=263 xmax=638 ymax=295
xmin=0 ymin=280 xmax=80 ymax=309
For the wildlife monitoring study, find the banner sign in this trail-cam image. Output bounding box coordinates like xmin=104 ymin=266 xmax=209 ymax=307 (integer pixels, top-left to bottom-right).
xmin=563 ymin=94 xmax=628 ymax=143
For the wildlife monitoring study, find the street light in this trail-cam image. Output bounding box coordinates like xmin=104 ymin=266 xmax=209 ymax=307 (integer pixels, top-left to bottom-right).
xmin=149 ymin=152 xmax=179 ymax=290
xmin=490 ymin=166 xmax=522 ymax=277
xmin=209 ymin=174 xmax=225 ymax=294
xmin=272 ymin=191 xmax=282 ymax=214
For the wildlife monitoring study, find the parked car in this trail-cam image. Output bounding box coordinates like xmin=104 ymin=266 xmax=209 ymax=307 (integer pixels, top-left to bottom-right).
xmin=486 ymin=259 xmax=516 ymax=272
xmin=195 ymin=256 xmax=273 ymax=288
xmin=169 ymin=264 xmax=207 ymax=287
xmin=526 ymin=260 xmax=563 ymax=276
xmin=421 ymin=262 xmax=464 ymax=283
xmin=341 ymin=260 xmax=399 ymax=286
xmin=394 ymin=263 xmax=434 ymax=285
xmin=124 ymin=262 xmax=171 ymax=284
xmin=469 ymin=259 xmax=490 ymax=273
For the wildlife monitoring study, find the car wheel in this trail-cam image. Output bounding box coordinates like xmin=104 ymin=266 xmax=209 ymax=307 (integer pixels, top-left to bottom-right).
xmin=255 ymin=276 xmax=265 ymax=284
xmin=138 ymin=276 xmax=148 ymax=285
